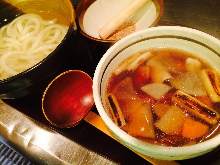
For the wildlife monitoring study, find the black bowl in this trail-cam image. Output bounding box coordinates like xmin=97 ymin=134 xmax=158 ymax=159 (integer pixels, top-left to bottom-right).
xmin=0 ymin=0 xmax=76 ymax=99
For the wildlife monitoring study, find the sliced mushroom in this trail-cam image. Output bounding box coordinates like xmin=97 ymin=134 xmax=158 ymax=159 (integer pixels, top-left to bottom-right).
xmin=107 ymin=94 xmax=126 ymax=127
xmin=172 ymin=90 xmax=219 ymax=125
xmin=200 ymin=69 xmax=220 ymax=102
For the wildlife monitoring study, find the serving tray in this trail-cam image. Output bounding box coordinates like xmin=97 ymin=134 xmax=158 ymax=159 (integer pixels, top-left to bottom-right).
xmin=1 ymin=0 xmax=220 ymax=164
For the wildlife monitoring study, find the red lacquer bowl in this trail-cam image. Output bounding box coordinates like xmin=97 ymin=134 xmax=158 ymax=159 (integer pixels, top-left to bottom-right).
xmin=42 ymin=70 xmax=94 ymax=128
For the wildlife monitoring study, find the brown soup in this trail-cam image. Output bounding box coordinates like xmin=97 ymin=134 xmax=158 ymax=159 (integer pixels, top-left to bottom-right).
xmin=105 ymin=48 xmax=220 ymax=146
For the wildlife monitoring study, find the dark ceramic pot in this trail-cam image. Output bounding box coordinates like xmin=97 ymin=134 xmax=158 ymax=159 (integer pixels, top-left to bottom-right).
xmin=0 ymin=0 xmax=76 ymax=99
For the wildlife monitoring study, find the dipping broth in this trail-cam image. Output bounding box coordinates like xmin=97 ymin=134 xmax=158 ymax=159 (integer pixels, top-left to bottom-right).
xmin=105 ymin=48 xmax=220 ymax=146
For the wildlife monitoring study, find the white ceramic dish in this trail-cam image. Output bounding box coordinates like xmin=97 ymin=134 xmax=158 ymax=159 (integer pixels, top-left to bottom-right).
xmin=78 ymin=0 xmax=161 ymax=42
xmin=93 ymin=26 xmax=220 ymax=160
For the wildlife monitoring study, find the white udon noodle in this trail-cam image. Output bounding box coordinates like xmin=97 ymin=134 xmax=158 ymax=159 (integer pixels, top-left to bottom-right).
xmin=0 ymin=13 xmax=68 ymax=80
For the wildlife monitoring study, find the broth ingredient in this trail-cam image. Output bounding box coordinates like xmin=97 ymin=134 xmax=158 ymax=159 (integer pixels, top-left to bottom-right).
xmin=106 ymin=48 xmax=220 ymax=146
xmin=0 ymin=13 xmax=67 ymax=80
xmin=171 ymin=72 xmax=207 ymax=96
xmin=122 ymin=100 xmax=155 ymax=138
xmin=196 ymin=96 xmax=213 ymax=108
xmin=108 ymin=94 xmax=126 ymax=127
xmin=185 ymin=57 xmax=202 ymax=72
xmin=113 ymin=51 xmax=151 ymax=75
xmin=152 ymin=50 xmax=186 ymax=74
xmin=200 ymin=69 xmax=220 ymax=102
xmin=111 ymin=77 xmax=137 ymax=101
xmin=147 ymin=58 xmax=172 ymax=83
xmin=141 ymin=83 xmax=171 ymax=100
xmin=182 ymin=118 xmax=209 ymax=139
xmin=109 ymin=78 xmax=155 ymax=138
xmin=127 ymin=51 xmax=151 ymax=71
xmin=133 ymin=64 xmax=151 ymax=87
xmin=153 ymin=103 xmax=170 ymax=118
xmin=155 ymin=106 xmax=185 ymax=135
xmin=172 ymin=90 xmax=219 ymax=125
xmin=113 ymin=52 xmax=141 ymax=75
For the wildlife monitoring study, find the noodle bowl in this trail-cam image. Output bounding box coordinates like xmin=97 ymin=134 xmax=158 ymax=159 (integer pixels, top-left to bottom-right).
xmin=0 ymin=13 xmax=68 ymax=80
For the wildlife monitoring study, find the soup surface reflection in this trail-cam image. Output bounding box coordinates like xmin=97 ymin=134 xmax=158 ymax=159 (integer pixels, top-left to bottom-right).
xmin=105 ymin=48 xmax=220 ymax=146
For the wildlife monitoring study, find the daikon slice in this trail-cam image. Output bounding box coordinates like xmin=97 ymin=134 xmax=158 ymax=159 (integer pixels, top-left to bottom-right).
xmin=141 ymin=83 xmax=171 ymax=100
xmin=171 ymin=72 xmax=207 ymax=96
xmin=155 ymin=106 xmax=185 ymax=135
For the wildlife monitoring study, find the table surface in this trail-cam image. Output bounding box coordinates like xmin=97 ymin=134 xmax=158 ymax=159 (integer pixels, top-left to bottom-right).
xmin=1 ymin=0 xmax=220 ymax=164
